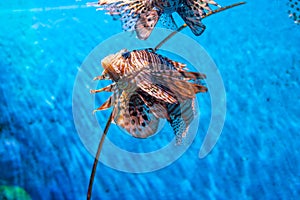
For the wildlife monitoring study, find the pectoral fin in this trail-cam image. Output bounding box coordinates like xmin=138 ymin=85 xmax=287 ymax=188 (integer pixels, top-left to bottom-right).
xmin=177 ymin=5 xmax=206 ymax=36
xmin=135 ymin=10 xmax=160 ymax=40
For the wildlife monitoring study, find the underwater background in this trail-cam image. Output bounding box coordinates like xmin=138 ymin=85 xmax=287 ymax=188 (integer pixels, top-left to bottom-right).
xmin=0 ymin=0 xmax=300 ymax=199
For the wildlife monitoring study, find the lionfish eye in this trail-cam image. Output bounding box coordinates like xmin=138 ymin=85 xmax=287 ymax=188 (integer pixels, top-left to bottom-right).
xmin=121 ymin=51 xmax=131 ymax=59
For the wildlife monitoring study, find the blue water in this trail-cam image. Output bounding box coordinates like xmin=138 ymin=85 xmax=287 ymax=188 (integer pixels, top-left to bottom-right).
xmin=1 ymin=0 xmax=299 ymax=199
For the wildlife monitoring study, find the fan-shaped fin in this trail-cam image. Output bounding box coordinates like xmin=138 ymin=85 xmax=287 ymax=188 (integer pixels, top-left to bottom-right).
xmin=159 ymin=14 xmax=178 ymax=30
xmin=138 ymin=80 xmax=178 ymax=104
xmin=135 ymin=10 xmax=160 ymax=40
xmin=177 ymin=4 xmax=206 ymax=36
xmin=114 ymin=91 xmax=162 ymax=138
xmin=166 ymin=98 xmax=196 ymax=144
xmin=137 ymin=70 xmax=207 ymax=101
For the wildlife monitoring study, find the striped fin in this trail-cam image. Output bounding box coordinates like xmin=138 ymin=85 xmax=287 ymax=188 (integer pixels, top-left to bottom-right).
xmin=146 ymin=70 xmax=206 ymax=80
xmin=180 ymin=71 xmax=206 ymax=80
xmin=177 ymin=1 xmax=246 ymax=36
xmin=137 ymin=70 xmax=207 ymax=101
xmin=138 ymin=80 xmax=178 ymax=104
xmin=135 ymin=10 xmax=160 ymax=40
xmin=160 ymin=56 xmax=187 ymax=71
xmin=159 ymin=14 xmax=178 ymax=30
xmin=114 ymin=90 xmax=162 ymax=138
xmin=121 ymin=13 xmax=140 ymax=31
xmin=185 ymin=0 xmax=221 ymax=13
xmin=93 ymin=0 xmax=155 ymax=34
xmin=92 ymin=86 xmax=120 ymax=113
xmin=191 ymin=83 xmax=208 ymax=93
xmin=137 ymin=89 xmax=170 ymax=120
xmin=166 ymin=98 xmax=196 ymax=144
xmin=90 ymin=83 xmax=116 ymax=93
xmin=177 ymin=3 xmax=206 ymax=36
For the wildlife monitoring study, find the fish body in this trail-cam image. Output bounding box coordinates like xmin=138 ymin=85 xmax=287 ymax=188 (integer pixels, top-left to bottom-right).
xmin=91 ymin=49 xmax=207 ymax=143
xmin=90 ymin=0 xmax=221 ymax=39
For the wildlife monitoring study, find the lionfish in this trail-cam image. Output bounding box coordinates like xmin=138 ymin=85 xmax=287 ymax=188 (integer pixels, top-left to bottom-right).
xmin=288 ymin=0 xmax=300 ymax=24
xmin=88 ymin=0 xmax=246 ymax=39
xmin=91 ymin=49 xmax=207 ymax=143
xmin=87 ymin=47 xmax=207 ymax=200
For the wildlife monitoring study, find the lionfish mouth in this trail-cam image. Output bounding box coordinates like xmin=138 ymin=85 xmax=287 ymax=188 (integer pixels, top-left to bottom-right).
xmin=101 ymin=53 xmax=122 ymax=82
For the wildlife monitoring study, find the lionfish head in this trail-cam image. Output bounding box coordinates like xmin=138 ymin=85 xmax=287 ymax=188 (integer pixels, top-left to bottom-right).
xmin=101 ymin=49 xmax=130 ymax=82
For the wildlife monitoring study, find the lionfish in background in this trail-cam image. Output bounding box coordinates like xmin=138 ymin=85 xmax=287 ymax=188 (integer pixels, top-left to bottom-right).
xmin=88 ymin=0 xmax=246 ymax=39
xmin=288 ymin=0 xmax=300 ymax=24
xmin=91 ymin=49 xmax=207 ymax=143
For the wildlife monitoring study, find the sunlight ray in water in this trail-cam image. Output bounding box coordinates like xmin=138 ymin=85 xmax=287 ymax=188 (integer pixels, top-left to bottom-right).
xmin=0 ymin=4 xmax=89 ymax=13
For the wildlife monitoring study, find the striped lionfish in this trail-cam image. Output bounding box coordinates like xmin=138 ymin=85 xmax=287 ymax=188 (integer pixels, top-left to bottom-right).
xmin=91 ymin=49 xmax=207 ymax=144
xmin=88 ymin=0 xmax=246 ymax=39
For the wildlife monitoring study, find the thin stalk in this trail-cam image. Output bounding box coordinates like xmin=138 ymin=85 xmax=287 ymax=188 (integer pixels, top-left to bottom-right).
xmin=153 ymin=1 xmax=246 ymax=52
xmin=87 ymin=109 xmax=114 ymax=200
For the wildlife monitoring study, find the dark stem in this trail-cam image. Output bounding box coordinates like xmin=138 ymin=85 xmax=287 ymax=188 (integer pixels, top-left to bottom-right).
xmin=153 ymin=1 xmax=246 ymax=52
xmin=87 ymin=109 xmax=114 ymax=200
xmin=203 ymin=2 xmax=246 ymax=18
xmin=153 ymin=24 xmax=187 ymax=52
